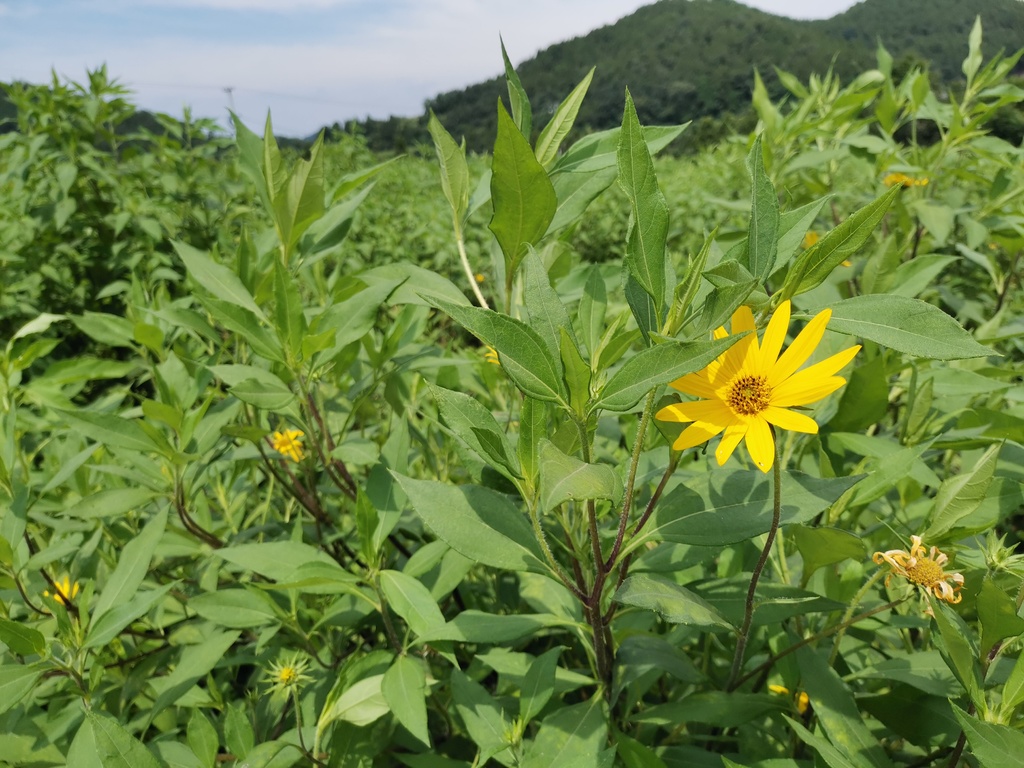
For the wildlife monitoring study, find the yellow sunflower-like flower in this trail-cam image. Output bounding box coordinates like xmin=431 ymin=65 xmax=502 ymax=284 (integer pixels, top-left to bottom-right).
xmin=801 ymin=231 xmax=820 ymax=250
xmin=44 ymin=575 xmax=80 ymax=606
xmin=656 ymin=301 xmax=859 ymax=473
xmin=768 ymin=684 xmax=810 ymax=715
xmin=484 ymin=346 xmax=500 ymax=366
xmin=474 ymin=272 xmax=486 ymax=284
xmin=873 ymin=535 xmax=964 ymax=604
xmin=270 ymin=429 xmax=305 ymax=462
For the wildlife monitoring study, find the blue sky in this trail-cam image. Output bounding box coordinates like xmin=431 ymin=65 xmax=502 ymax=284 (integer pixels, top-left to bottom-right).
xmin=0 ymin=0 xmax=860 ymax=137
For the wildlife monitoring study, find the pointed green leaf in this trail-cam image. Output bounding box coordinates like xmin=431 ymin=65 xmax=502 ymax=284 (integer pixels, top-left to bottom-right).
xmin=428 ymin=112 xmax=470 ymax=228
xmin=501 ymin=38 xmax=532 ymax=139
xmin=88 ymin=710 xmax=162 ymax=768
xmin=614 ymin=574 xmax=733 ymax=630
xmin=535 ymin=67 xmax=595 ymax=169
xmin=382 ymin=655 xmax=430 ymax=748
xmin=539 ymin=440 xmax=622 ymax=513
xmin=744 ymin=135 xmax=780 ymax=280
xmin=174 ymin=241 xmax=266 ymax=321
xmin=92 ymin=509 xmax=167 ymax=622
xmin=489 ymin=101 xmax=556 ymax=277
xmin=618 ymin=89 xmax=668 ymax=311
xmin=521 ymin=647 xmax=562 ymax=724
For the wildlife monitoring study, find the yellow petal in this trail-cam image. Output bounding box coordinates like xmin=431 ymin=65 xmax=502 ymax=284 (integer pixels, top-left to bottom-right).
xmin=771 ymin=375 xmax=847 ymax=408
xmin=769 ymin=308 xmax=831 ymax=386
xmin=743 ymin=417 xmax=775 ymax=472
xmin=715 ymin=423 xmax=747 ymax=466
xmin=731 ymin=305 xmax=757 ymax=333
xmin=762 ymin=406 xmax=819 ymax=434
xmin=759 ymin=300 xmax=791 ymax=369
xmin=673 ymin=421 xmax=726 ymax=451
xmin=710 ymin=334 xmax=757 ymax=387
xmin=664 ymin=399 xmax=734 ymax=425
xmin=656 ymin=403 xmax=694 ymax=423
xmin=670 ymin=370 xmax=717 ymax=399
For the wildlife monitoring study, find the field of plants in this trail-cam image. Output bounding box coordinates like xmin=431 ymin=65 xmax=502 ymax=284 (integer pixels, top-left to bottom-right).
xmin=1 ymin=18 xmax=1023 ymax=768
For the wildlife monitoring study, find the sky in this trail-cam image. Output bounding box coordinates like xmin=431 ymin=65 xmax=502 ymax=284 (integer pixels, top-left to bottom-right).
xmin=0 ymin=0 xmax=861 ymax=137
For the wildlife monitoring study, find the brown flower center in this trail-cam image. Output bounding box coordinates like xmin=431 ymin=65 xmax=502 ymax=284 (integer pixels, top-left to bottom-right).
xmin=906 ymin=558 xmax=944 ymax=587
xmin=727 ymin=375 xmax=771 ymax=415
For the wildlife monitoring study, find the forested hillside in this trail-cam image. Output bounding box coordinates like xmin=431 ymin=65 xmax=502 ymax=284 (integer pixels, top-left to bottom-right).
xmin=353 ymin=0 xmax=1024 ymax=151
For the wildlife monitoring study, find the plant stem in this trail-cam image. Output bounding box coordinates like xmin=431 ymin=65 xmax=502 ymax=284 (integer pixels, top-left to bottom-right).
xmin=605 ymin=390 xmax=657 ymax=571
xmin=456 ymin=233 xmax=489 ymax=310
xmin=528 ymin=506 xmax=587 ymax=601
xmin=727 ymin=434 xmax=782 ymax=691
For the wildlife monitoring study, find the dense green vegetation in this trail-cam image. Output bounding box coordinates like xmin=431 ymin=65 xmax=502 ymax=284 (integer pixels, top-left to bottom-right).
xmin=1 ymin=14 xmax=1024 ymax=768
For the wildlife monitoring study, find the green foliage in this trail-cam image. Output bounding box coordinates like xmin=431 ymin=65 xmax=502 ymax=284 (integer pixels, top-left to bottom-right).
xmin=1 ymin=19 xmax=1023 ymax=768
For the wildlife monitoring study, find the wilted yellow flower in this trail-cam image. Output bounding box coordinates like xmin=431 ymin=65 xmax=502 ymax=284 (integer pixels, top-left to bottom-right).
xmin=474 ymin=272 xmax=486 ymax=284
xmin=801 ymin=231 xmax=820 ymax=249
xmin=769 ymin=684 xmax=810 ymax=715
xmin=873 ymin=535 xmax=964 ymax=604
xmin=484 ymin=346 xmax=500 ymax=366
xmin=270 ymin=429 xmax=305 ymax=462
xmin=44 ymin=576 xmax=80 ymax=605
xmin=656 ymin=301 xmax=859 ymax=473
xmin=883 ymin=172 xmax=929 ymax=188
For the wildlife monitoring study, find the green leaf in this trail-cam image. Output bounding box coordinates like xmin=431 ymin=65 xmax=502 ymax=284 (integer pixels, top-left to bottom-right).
xmin=382 ymin=655 xmax=430 ymax=748
xmin=501 ymin=38 xmax=531 ymax=139
xmin=173 ymin=241 xmax=266 ymax=321
xmin=215 ymin=541 xmax=345 ymax=582
xmin=796 ymin=647 xmax=894 ymax=768
xmin=825 ymin=295 xmax=993 ymax=360
xmin=535 ymin=67 xmax=594 ymax=169
xmin=793 ymin=525 xmax=867 ymax=584
xmin=394 ymin=475 xmax=546 ymax=572
xmin=451 ymin=669 xmax=513 ymax=765
xmin=428 ymin=112 xmax=469 ymax=228
xmin=618 ymin=89 xmax=668 ymax=312
xmin=932 ymin=602 xmax=984 ymax=708
xmin=428 ymin=298 xmax=566 ymax=403
xmin=489 ymin=101 xmax=556 ymax=278
xmin=962 ymin=16 xmax=983 ymax=84
xmin=187 ymin=710 xmax=219 ymax=768
xmin=521 ymin=647 xmax=562 ymax=724
xmin=322 ymin=673 xmax=390 ymax=729
xmin=428 ymin=383 xmax=520 ymax=480
xmin=613 ymin=574 xmax=733 ymax=630
xmin=92 ymin=509 xmax=167 ymax=623
xmin=313 ymin=279 xmax=398 ymax=358
xmin=744 ymin=135 xmax=780 ymax=280
xmin=0 ymin=618 xmax=45 ymax=656
xmin=56 ymin=410 xmax=159 ymax=454
xmin=977 ymin=577 xmax=1024 ymax=659
xmin=518 ymin=396 xmax=545 ymax=489
xmin=1001 ymin=651 xmax=1024 ymax=715
xmin=63 ymin=489 xmax=160 ymax=520
xmin=539 ymin=440 xmax=622 ymax=513
xmin=189 ymin=589 xmax=278 ymax=628
xmin=521 ymin=698 xmax=609 ymax=768
xmin=579 ymin=267 xmax=607 ymax=358
xmin=273 ymin=260 xmax=305 ymax=360
xmin=560 ymin=328 xmax=592 ymax=416
xmin=87 ymin=710 xmax=162 ymax=768
xmin=633 ymin=693 xmax=782 ymax=728
xmin=148 ymin=631 xmax=241 ymax=725
xmin=70 ymin=312 xmax=136 ymax=348
xmin=953 ymin=705 xmax=1024 ymax=768
xmin=523 ymin=249 xmax=573 ymax=363
xmin=785 ymin=186 xmax=900 ymax=297
xmin=0 ymin=664 xmax=42 ymax=714
xmin=379 ymin=570 xmax=446 ymax=638
xmin=418 ymin=610 xmax=568 ymax=644
xmin=926 ymin=443 xmax=1001 ymax=539
xmin=785 ymin=715 xmax=864 ymax=768
xmin=631 ymin=471 xmax=860 ymax=552
xmin=594 ymin=335 xmax=741 ymax=413
xmin=774 ymin=197 xmax=830 ymax=272
xmin=84 ymin=584 xmax=176 ymax=649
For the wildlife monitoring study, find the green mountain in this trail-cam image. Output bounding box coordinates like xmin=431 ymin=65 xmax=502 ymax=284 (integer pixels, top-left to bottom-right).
xmin=350 ymin=0 xmax=1024 ymax=152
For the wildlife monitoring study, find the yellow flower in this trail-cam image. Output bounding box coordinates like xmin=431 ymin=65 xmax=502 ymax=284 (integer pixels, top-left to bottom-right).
xmin=873 ymin=535 xmax=964 ymax=605
xmin=484 ymin=346 xmax=500 ymax=366
xmin=270 ymin=429 xmax=305 ymax=462
xmin=883 ymin=172 xmax=929 ymax=188
xmin=475 ymin=272 xmax=486 ymax=284
xmin=44 ymin=575 xmax=80 ymax=605
xmin=656 ymin=301 xmax=859 ymax=473
xmin=768 ymin=684 xmax=810 ymax=715
xmin=801 ymin=231 xmax=820 ymax=250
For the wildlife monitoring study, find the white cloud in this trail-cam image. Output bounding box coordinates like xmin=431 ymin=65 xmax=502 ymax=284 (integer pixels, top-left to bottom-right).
xmin=136 ymin=0 xmax=358 ymax=9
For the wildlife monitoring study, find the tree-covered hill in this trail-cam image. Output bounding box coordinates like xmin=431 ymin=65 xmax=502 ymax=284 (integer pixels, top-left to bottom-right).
xmin=352 ymin=0 xmax=1024 ymax=152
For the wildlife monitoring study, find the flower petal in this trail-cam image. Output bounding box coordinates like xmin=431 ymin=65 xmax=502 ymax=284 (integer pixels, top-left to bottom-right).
xmin=762 ymin=406 xmax=819 ymax=434
xmin=731 ymin=305 xmax=757 ymax=333
xmin=670 ymin=370 xmax=717 ymax=399
xmin=710 ymin=334 xmax=757 ymax=387
xmin=715 ymin=423 xmax=747 ymax=466
xmin=759 ymin=300 xmax=790 ymax=369
xmin=769 ymin=308 xmax=832 ymax=386
xmin=656 ymin=403 xmax=695 ymax=423
xmin=743 ymin=417 xmax=775 ymax=472
xmin=664 ymin=399 xmax=734 ymax=425
xmin=770 ymin=345 xmax=859 ymax=406
xmin=673 ymin=421 xmax=725 ymax=451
